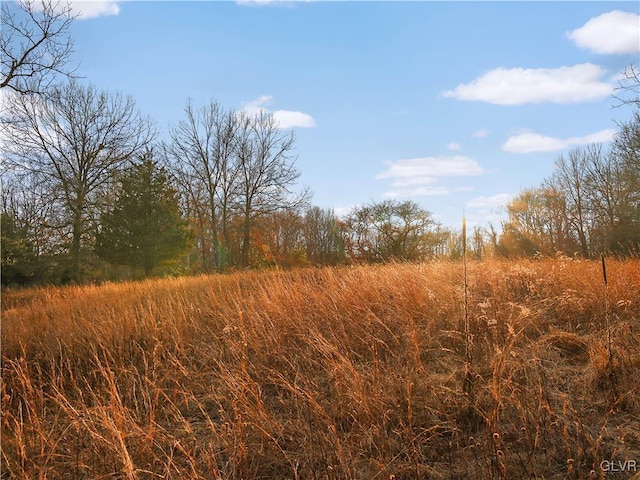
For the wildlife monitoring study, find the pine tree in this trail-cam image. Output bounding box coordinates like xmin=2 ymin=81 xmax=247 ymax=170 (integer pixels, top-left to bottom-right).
xmin=96 ymin=153 xmax=191 ymax=277
xmin=1 ymin=212 xmax=37 ymax=284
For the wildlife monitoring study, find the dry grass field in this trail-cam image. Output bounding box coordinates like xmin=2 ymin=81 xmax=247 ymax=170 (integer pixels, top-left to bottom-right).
xmin=2 ymin=258 xmax=640 ymax=479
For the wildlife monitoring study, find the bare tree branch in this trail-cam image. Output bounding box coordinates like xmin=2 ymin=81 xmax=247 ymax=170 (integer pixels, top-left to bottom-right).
xmin=613 ymin=63 xmax=640 ymax=109
xmin=1 ymin=0 xmax=77 ymax=96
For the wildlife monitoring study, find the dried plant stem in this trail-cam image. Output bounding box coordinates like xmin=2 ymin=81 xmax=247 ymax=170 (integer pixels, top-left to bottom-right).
xmin=462 ymin=214 xmax=473 ymax=396
xmin=601 ymin=253 xmax=617 ymax=405
xmin=601 ymin=254 xmax=611 ymax=361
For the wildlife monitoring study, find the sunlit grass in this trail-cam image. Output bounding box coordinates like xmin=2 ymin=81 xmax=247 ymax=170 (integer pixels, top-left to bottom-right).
xmin=2 ymin=258 xmax=639 ymax=479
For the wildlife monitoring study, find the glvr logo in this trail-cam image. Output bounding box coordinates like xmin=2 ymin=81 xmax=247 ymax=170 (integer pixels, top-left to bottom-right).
xmin=600 ymin=459 xmax=638 ymax=472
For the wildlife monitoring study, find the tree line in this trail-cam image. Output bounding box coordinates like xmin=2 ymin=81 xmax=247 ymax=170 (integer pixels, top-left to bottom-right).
xmin=0 ymin=76 xmax=463 ymax=284
xmin=1 ymin=1 xmax=639 ymax=286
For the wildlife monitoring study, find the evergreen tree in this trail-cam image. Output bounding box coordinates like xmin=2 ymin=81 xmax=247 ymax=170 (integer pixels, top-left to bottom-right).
xmin=1 ymin=212 xmax=36 ymax=284
xmin=96 ymin=153 xmax=191 ymax=276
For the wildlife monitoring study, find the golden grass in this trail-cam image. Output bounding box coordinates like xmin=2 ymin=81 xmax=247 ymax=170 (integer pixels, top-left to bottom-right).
xmin=2 ymin=258 xmax=639 ymax=479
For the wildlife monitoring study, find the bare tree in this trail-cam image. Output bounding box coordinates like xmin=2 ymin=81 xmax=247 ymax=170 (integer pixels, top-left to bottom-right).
xmin=611 ymin=63 xmax=639 ymax=196
xmin=500 ymin=187 xmax=576 ymax=257
xmin=2 ymin=81 xmax=156 ymax=280
xmin=165 ymin=102 xmax=309 ymax=270
xmin=165 ymin=100 xmax=240 ymax=271
xmin=1 ymin=172 xmax=58 ymax=257
xmin=259 ymin=208 xmax=306 ymax=267
xmin=470 ymin=225 xmax=489 ymax=259
xmin=1 ymin=0 xmax=76 ymax=96
xmin=551 ymin=147 xmax=592 ymax=256
xmin=303 ymin=206 xmax=346 ymax=265
xmin=236 ymin=111 xmax=309 ymax=267
xmin=608 ymin=114 xmax=640 ymax=252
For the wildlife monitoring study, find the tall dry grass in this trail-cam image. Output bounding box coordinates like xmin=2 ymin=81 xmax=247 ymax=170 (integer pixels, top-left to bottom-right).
xmin=2 ymin=258 xmax=639 ymax=479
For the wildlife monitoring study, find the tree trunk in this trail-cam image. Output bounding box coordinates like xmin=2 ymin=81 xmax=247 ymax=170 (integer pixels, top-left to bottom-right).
xmin=144 ymin=259 xmax=153 ymax=277
xmin=241 ymin=203 xmax=252 ymax=268
xmin=70 ymin=210 xmax=83 ymax=282
xmin=220 ymin=198 xmax=230 ymax=271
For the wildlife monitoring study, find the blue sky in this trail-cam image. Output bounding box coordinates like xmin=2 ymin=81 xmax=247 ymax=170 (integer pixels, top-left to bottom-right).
xmin=47 ymin=1 xmax=640 ymax=228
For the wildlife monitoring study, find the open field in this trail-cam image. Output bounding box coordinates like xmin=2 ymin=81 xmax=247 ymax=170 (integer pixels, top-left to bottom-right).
xmin=2 ymin=258 xmax=640 ymax=479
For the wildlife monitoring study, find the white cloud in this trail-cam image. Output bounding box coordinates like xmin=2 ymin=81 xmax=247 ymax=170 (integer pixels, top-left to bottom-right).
xmin=242 ymin=95 xmax=315 ymax=129
xmin=447 ymin=142 xmax=462 ymax=151
xmin=242 ymin=95 xmax=274 ymax=116
xmin=378 ymin=156 xmax=483 ymax=181
xmin=502 ymin=128 xmax=616 ymax=154
xmin=503 ymin=132 xmax=565 ymax=153
xmin=443 ymin=63 xmax=613 ymax=105
xmin=33 ymin=1 xmax=120 ymax=19
xmin=68 ymin=2 xmax=120 ymax=19
xmin=377 ymin=155 xmax=483 ymax=197
xmin=568 ymin=11 xmax=640 ymax=55
xmin=472 ymin=129 xmax=490 ymax=139
xmin=273 ymin=110 xmax=316 ymax=129
xmin=467 ymin=193 xmax=512 ymax=209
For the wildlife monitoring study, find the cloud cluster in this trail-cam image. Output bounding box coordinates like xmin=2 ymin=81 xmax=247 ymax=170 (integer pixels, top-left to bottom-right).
xmin=502 ymin=128 xmax=616 ymax=154
xmin=568 ymin=10 xmax=640 ymax=55
xmin=440 ymin=7 xmax=636 ymax=178
xmin=69 ymin=1 xmax=120 ymax=19
xmin=443 ymin=63 xmax=612 ymax=105
xmin=443 ymin=9 xmax=637 ymax=107
xmin=243 ymin=96 xmax=316 ymax=129
xmin=377 ymin=155 xmax=483 ymax=197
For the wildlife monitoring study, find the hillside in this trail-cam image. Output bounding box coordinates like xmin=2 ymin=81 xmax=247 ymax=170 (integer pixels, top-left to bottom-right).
xmin=2 ymin=258 xmax=639 ymax=479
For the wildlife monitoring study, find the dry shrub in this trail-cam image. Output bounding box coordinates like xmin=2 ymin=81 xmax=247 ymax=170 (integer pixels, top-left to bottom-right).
xmin=2 ymin=258 xmax=639 ymax=479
